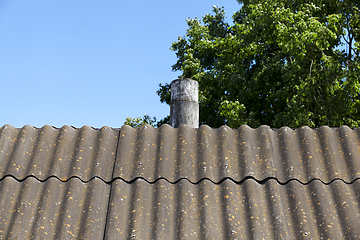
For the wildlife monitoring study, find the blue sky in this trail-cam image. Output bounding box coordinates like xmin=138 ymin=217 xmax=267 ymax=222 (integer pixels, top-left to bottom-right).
xmin=0 ymin=0 xmax=241 ymax=128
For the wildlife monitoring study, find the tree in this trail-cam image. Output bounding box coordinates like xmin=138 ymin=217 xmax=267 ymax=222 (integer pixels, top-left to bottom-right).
xmin=157 ymin=0 xmax=360 ymax=128
xmin=124 ymin=114 xmax=157 ymax=128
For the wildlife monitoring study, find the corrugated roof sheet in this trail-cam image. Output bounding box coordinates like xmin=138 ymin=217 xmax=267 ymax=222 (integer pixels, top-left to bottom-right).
xmin=0 ymin=176 xmax=110 ymax=239
xmin=0 ymin=125 xmax=118 ymax=181
xmin=1 ymin=177 xmax=359 ymax=239
xmin=105 ymin=178 xmax=360 ymax=240
xmin=116 ymin=124 xmax=360 ymax=183
xmin=2 ymin=124 xmax=360 ymax=183
xmin=1 ymin=124 xmax=360 ymax=239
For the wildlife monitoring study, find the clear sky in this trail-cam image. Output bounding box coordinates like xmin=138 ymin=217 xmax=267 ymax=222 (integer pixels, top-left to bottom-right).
xmin=0 ymin=0 xmax=241 ymax=128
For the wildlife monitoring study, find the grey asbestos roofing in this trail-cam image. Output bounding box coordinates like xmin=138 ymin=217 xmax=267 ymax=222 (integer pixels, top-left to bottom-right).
xmin=116 ymin=124 xmax=360 ymax=183
xmin=2 ymin=124 xmax=360 ymax=183
xmin=0 ymin=125 xmax=118 ymax=181
xmin=0 ymin=177 xmax=110 ymax=239
xmin=0 ymin=124 xmax=360 ymax=239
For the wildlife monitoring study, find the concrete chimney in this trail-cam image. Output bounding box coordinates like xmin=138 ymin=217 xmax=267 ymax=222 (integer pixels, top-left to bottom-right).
xmin=170 ymin=78 xmax=199 ymax=128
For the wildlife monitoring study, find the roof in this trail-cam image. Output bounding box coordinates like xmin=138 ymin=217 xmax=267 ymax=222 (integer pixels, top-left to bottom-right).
xmin=0 ymin=124 xmax=359 ymax=239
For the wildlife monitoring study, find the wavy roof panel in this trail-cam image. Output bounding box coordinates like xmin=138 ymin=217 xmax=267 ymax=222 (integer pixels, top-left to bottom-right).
xmin=0 ymin=125 xmax=118 ymax=181
xmin=1 ymin=177 xmax=359 ymax=240
xmin=106 ymin=178 xmax=360 ymax=239
xmin=0 ymin=177 xmax=110 ymax=239
xmin=2 ymin=124 xmax=360 ymax=183
xmin=115 ymin=124 xmax=360 ymax=183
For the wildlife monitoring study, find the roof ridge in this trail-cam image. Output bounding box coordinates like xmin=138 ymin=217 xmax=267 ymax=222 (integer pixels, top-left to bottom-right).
xmin=3 ymin=123 xmax=360 ymax=131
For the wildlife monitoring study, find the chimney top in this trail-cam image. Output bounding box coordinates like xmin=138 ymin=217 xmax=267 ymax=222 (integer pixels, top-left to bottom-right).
xmin=170 ymin=78 xmax=199 ymax=128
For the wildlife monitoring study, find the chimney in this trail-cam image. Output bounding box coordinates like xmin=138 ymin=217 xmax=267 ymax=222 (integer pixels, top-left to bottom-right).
xmin=170 ymin=78 xmax=199 ymax=128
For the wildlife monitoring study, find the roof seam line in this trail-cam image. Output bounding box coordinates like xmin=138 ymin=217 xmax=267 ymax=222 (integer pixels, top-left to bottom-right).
xmin=1 ymin=174 xmax=359 ymax=186
xmin=108 ymin=176 xmax=360 ymax=186
xmin=102 ymin=128 xmax=121 ymax=240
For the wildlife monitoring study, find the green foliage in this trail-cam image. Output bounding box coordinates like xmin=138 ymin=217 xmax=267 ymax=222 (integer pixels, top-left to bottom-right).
xmin=157 ymin=0 xmax=360 ymax=128
xmin=219 ymin=100 xmax=246 ymax=128
xmin=124 ymin=114 xmax=157 ymax=128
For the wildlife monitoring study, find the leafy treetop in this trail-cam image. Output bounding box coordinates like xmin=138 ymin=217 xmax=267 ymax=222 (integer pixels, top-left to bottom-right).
xmin=156 ymin=0 xmax=360 ymax=129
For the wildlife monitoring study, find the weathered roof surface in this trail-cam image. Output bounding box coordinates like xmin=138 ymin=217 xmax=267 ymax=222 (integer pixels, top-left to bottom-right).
xmin=0 ymin=176 xmax=110 ymax=239
xmin=116 ymin=124 xmax=360 ymax=183
xmin=1 ymin=177 xmax=359 ymax=239
xmin=0 ymin=124 xmax=118 ymax=181
xmin=105 ymin=178 xmax=360 ymax=240
xmin=1 ymin=124 xmax=360 ymax=239
xmin=2 ymin=124 xmax=360 ymax=183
